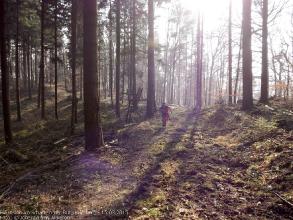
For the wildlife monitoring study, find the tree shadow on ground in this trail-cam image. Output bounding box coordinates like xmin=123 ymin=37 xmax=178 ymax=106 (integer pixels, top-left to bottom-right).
xmin=100 ymin=113 xmax=195 ymax=217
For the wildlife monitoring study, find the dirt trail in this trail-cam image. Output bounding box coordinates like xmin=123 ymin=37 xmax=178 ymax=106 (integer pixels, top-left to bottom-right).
xmin=1 ymin=107 xmax=292 ymax=220
xmin=125 ymin=108 xmax=293 ymax=220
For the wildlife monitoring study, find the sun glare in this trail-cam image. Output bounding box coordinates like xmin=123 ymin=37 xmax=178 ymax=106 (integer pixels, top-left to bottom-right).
xmin=178 ymin=0 xmax=242 ymax=31
xmin=180 ymin=0 xmax=208 ymax=13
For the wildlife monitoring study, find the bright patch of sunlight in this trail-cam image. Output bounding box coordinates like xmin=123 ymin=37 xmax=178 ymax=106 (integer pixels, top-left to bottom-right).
xmin=178 ymin=0 xmax=242 ymax=30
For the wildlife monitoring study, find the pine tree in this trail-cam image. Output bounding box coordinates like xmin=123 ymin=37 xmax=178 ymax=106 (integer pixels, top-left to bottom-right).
xmin=146 ymin=0 xmax=156 ymax=117
xmin=83 ymin=0 xmax=102 ymax=150
xmin=242 ymin=0 xmax=253 ymax=110
xmin=71 ymin=0 xmax=77 ymax=133
xmin=40 ymin=0 xmax=46 ymax=118
xmin=54 ymin=0 xmax=58 ymax=119
xmin=228 ymin=0 xmax=233 ymax=105
xmin=108 ymin=0 xmax=114 ymax=107
xmin=115 ymin=0 xmax=121 ymax=118
xmin=260 ymin=0 xmax=269 ymax=103
xmin=0 ymin=0 xmax=13 ymax=143
xmin=15 ymin=0 xmax=21 ymax=121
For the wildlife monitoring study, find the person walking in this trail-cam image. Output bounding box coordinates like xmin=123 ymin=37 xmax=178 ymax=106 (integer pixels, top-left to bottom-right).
xmin=159 ymin=103 xmax=172 ymax=127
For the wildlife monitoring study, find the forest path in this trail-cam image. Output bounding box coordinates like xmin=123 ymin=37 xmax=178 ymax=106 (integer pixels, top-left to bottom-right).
xmin=121 ymin=106 xmax=292 ymax=219
xmin=1 ymin=106 xmax=292 ymax=219
xmin=124 ymin=110 xmax=255 ymax=220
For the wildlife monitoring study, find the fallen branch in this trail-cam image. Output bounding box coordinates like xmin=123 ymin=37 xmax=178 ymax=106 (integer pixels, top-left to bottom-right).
xmin=54 ymin=138 xmax=68 ymax=145
xmin=273 ymin=192 xmax=293 ymax=208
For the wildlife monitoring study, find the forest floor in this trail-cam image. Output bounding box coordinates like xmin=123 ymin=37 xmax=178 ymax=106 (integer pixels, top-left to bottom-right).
xmin=0 ymin=90 xmax=293 ymax=220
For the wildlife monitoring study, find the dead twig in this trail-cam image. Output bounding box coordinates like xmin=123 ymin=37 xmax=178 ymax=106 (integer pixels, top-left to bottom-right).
xmin=273 ymin=192 xmax=293 ymax=208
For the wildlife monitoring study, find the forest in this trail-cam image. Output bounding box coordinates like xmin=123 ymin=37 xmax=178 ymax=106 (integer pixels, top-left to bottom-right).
xmin=0 ymin=0 xmax=292 ymax=219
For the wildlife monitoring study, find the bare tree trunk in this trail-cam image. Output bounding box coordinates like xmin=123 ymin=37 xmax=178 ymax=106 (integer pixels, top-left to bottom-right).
xmin=170 ymin=49 xmax=176 ymax=104
xmin=234 ymin=27 xmax=243 ymax=104
xmin=228 ymin=0 xmax=233 ymax=105
xmin=83 ymin=0 xmax=102 ymax=150
xmin=71 ymin=0 xmax=77 ymax=134
xmin=22 ymin=42 xmax=27 ymax=94
xmin=0 ymin=0 xmax=13 ymax=143
xmin=122 ymin=16 xmax=126 ymax=104
xmin=80 ymin=67 xmax=83 ymax=100
xmin=30 ymin=45 xmax=34 ymax=89
xmin=115 ymin=0 xmax=121 ymax=118
xmin=195 ymin=14 xmax=203 ymax=111
xmin=15 ymin=0 xmax=21 ymax=121
xmin=177 ymin=49 xmax=181 ymax=105
xmin=34 ymin=48 xmax=38 ymax=88
xmin=131 ymin=0 xmax=137 ymax=110
xmin=40 ymin=0 xmax=45 ymax=118
xmin=146 ymin=0 xmax=156 ymax=117
xmin=54 ymin=0 xmax=58 ymax=119
xmin=184 ymin=40 xmax=188 ymax=106
xmin=242 ymin=0 xmax=253 ymax=110
xmin=163 ymin=19 xmax=170 ymax=103
xmin=286 ymin=65 xmax=290 ymax=99
xmin=260 ymin=0 xmax=269 ymax=103
xmin=108 ymin=0 xmax=114 ymax=107
xmin=49 ymin=51 xmax=52 ymax=88
xmin=27 ymin=41 xmax=32 ymax=100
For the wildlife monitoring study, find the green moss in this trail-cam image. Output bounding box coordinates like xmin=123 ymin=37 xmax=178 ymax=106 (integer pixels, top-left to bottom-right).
xmin=146 ymin=207 xmax=162 ymax=217
xmin=136 ymin=190 xmax=166 ymax=209
xmin=238 ymin=117 xmax=278 ymax=143
xmin=254 ymin=117 xmax=277 ymax=132
xmin=15 ymin=129 xmax=33 ymax=138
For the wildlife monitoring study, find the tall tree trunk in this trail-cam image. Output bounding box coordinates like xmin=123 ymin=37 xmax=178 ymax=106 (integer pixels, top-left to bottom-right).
xmin=15 ymin=0 xmax=21 ymax=121
xmin=71 ymin=0 xmax=77 ymax=133
xmin=115 ymin=0 xmax=121 ymax=118
xmin=260 ymin=0 xmax=268 ymax=103
xmin=30 ymin=45 xmax=34 ymax=89
xmin=184 ymin=40 xmax=188 ymax=106
xmin=49 ymin=51 xmax=52 ymax=88
xmin=0 ymin=0 xmax=13 ymax=143
xmin=83 ymin=0 xmax=102 ymax=150
xmin=234 ymin=27 xmax=243 ymax=104
xmin=54 ymin=0 xmax=58 ymax=119
xmin=242 ymin=0 xmax=253 ymax=110
xmin=146 ymin=0 xmax=156 ymax=117
xmin=131 ymin=0 xmax=137 ymax=110
xmin=27 ymin=41 xmax=32 ymax=99
xmin=228 ymin=0 xmax=233 ymax=105
xmin=195 ymin=15 xmax=203 ymax=111
xmin=22 ymin=42 xmax=27 ymax=92
xmin=63 ymin=50 xmax=67 ymax=90
xmin=163 ymin=20 xmax=170 ymax=103
xmin=122 ymin=13 xmax=126 ymax=104
xmin=170 ymin=49 xmax=176 ymax=104
xmin=34 ymin=48 xmax=38 ymax=88
xmin=108 ymin=0 xmax=114 ymax=107
xmin=40 ymin=0 xmax=45 ymax=118
xmin=80 ymin=67 xmax=83 ymax=100
xmin=286 ymin=65 xmax=290 ymax=99
xmin=177 ymin=30 xmax=182 ymax=105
